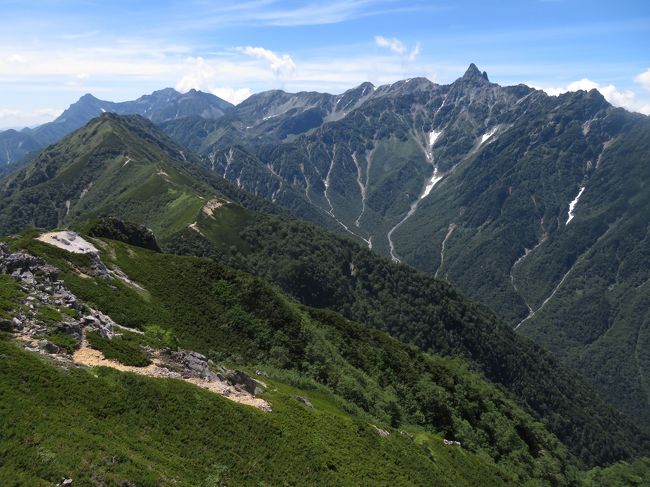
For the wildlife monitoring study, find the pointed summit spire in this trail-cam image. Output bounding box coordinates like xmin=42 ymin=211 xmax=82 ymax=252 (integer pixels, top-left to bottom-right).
xmin=459 ymin=63 xmax=490 ymax=85
xmin=464 ymin=63 xmax=482 ymax=78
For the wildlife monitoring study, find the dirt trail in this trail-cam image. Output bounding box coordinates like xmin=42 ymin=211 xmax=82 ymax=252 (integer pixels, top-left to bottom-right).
xmin=73 ymin=343 xmax=271 ymax=411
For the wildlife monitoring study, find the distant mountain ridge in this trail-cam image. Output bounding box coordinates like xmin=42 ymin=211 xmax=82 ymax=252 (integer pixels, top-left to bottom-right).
xmin=0 ymin=88 xmax=233 ymax=164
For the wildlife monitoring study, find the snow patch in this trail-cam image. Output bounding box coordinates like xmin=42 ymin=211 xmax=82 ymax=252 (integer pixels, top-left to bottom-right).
xmin=188 ymin=222 xmax=203 ymax=236
xmin=80 ymin=182 xmax=93 ymax=199
xmin=480 ymin=127 xmax=498 ymax=145
xmin=100 ymin=108 xmax=106 ymax=113
xmin=429 ymin=130 xmax=442 ymax=148
xmin=436 ymin=224 xmax=456 ymax=279
xmin=566 ymin=187 xmax=585 ymax=224
xmin=421 ymin=168 xmax=443 ymax=200
xmin=37 ymin=231 xmax=99 ymax=254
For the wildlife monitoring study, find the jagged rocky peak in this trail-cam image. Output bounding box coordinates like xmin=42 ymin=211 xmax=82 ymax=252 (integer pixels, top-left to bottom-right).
xmin=461 ymin=63 xmax=490 ymax=83
xmin=345 ymin=81 xmax=375 ymax=95
xmin=334 ymin=82 xmax=377 ymax=108
xmin=357 ymin=81 xmax=376 ymax=91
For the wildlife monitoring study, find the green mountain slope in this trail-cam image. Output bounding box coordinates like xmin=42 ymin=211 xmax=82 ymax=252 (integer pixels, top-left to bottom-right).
xmin=2 ymin=339 xmax=518 ymax=486
xmin=0 ymin=113 xmax=647 ymax=469
xmin=0 ymin=232 xmax=581 ymax=485
xmin=160 ymin=65 xmax=650 ymax=428
xmin=170 ymin=213 xmax=650 ymax=468
xmin=0 ymin=113 xmax=279 ymax=240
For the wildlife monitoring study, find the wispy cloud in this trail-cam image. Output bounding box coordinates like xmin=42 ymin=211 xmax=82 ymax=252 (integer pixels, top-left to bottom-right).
xmin=173 ymin=0 xmax=420 ymax=28
xmin=175 ymin=46 xmax=298 ymax=103
xmin=375 ymin=36 xmax=407 ymax=55
xmin=58 ymin=30 xmax=100 ymax=40
xmin=238 ymin=46 xmax=296 ymax=77
xmin=175 ymin=57 xmax=257 ymax=104
xmin=375 ymin=35 xmax=420 ymax=62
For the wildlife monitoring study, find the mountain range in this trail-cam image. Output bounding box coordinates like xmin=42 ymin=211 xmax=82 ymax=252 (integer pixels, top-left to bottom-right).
xmin=0 ymin=88 xmax=232 ymax=165
xmin=1 ymin=64 xmax=650 ymax=484
xmin=157 ymin=64 xmax=650 ymax=428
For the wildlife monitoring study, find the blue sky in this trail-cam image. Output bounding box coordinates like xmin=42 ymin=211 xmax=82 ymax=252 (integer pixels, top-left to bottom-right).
xmin=1 ymin=0 xmax=649 ymax=127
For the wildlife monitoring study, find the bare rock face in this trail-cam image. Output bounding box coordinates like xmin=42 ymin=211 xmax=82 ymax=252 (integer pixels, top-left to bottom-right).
xmin=81 ymin=313 xmax=115 ymax=339
xmin=0 ymin=241 xmax=97 ymax=349
xmin=295 ymin=396 xmax=314 ymax=409
xmin=0 ymin=241 xmax=272 ymax=412
xmin=168 ymin=350 xmax=267 ymax=394
xmin=176 ymin=350 xmax=211 ymax=377
xmin=226 ymin=369 xmax=266 ymax=395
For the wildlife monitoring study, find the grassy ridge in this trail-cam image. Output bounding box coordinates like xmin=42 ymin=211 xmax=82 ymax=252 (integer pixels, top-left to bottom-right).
xmin=3 ymin=234 xmax=579 ymax=485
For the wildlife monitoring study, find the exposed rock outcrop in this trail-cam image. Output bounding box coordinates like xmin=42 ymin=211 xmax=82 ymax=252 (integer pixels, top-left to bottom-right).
xmin=0 ymin=239 xmax=271 ymax=412
xmin=295 ymin=396 xmax=314 ymax=409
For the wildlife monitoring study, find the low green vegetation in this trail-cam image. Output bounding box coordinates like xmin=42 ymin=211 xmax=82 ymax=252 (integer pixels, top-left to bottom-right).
xmin=582 ymin=457 xmax=650 ymax=486
xmin=0 ymin=336 xmax=514 ymax=486
xmin=167 ymin=214 xmax=650 ymax=468
xmin=0 ymin=274 xmax=24 ymax=320
xmin=162 ymin=70 xmax=650 ymax=436
xmin=36 ymin=306 xmax=65 ymax=326
xmin=86 ymin=331 xmax=151 ymax=367
xmin=1 ymin=108 xmax=648 ymax=479
xmin=45 ymin=331 xmax=79 ymax=354
xmin=4 ymin=234 xmax=583 ymax=485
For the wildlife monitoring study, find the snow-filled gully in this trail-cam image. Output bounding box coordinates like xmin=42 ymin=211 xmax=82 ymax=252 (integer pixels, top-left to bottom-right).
xmin=387 ymin=129 xmax=444 ymax=262
xmin=566 ymin=187 xmax=585 ymax=224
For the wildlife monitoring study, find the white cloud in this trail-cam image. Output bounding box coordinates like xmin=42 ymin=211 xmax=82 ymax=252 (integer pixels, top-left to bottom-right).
xmin=375 ymin=36 xmax=421 ymax=62
xmin=375 ymin=36 xmax=406 ymax=55
xmin=175 ymin=57 xmax=252 ymax=105
xmin=408 ymin=42 xmax=421 ymax=62
xmin=635 ymin=68 xmax=650 ymax=91
xmin=211 ymin=87 xmax=253 ymax=105
xmin=171 ymin=1 xmax=415 ymax=28
xmin=176 ymin=57 xmax=217 ymax=93
xmin=0 ymin=35 xmax=436 ymax=126
xmin=7 ymin=53 xmax=27 ymax=64
xmin=538 ymin=78 xmax=650 ymax=115
xmin=0 ymin=107 xmax=63 ymax=128
xmin=239 ymin=46 xmax=296 ymax=77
